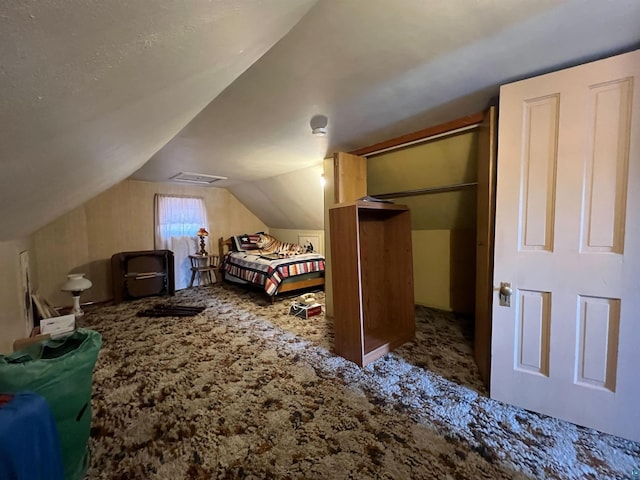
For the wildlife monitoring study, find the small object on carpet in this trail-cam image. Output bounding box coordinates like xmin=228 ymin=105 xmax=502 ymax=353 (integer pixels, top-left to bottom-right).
xmin=136 ymin=304 xmax=205 ymax=317
xmin=289 ymin=301 xmax=322 ymax=319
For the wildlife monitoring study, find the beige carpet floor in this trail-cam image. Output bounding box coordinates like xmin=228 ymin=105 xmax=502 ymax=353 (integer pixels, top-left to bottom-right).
xmin=78 ymin=283 xmax=639 ymax=479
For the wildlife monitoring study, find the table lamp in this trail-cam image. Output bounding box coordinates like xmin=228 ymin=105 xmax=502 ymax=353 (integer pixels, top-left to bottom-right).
xmin=61 ymin=273 xmax=92 ymax=318
xmin=197 ymin=227 xmax=209 ymax=255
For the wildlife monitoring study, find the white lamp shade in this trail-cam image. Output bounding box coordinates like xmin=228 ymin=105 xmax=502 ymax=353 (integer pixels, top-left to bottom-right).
xmin=61 ymin=273 xmax=92 ymax=293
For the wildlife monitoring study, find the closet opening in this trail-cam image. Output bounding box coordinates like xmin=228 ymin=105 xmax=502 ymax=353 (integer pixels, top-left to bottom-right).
xmin=350 ymin=109 xmax=496 ymax=392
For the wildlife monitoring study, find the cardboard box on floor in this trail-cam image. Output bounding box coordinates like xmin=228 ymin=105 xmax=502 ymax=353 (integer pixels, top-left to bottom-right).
xmin=13 ymin=330 xmax=50 ymax=352
xmin=13 ymin=314 xmax=76 ymax=351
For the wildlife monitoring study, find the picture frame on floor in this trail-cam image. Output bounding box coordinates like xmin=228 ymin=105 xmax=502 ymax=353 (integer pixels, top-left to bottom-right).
xmin=19 ymin=250 xmax=34 ymax=335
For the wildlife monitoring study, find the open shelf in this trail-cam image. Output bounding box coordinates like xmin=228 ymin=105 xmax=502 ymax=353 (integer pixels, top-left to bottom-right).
xmin=329 ymin=201 xmax=415 ymax=367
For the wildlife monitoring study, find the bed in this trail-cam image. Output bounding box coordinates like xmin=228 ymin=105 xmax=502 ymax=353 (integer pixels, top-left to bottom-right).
xmin=218 ymin=235 xmax=325 ymax=300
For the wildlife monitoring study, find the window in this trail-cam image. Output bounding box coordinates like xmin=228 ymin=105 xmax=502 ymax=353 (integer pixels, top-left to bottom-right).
xmin=154 ymin=195 xmax=208 ymax=249
xmin=154 ymin=194 xmax=208 ymax=289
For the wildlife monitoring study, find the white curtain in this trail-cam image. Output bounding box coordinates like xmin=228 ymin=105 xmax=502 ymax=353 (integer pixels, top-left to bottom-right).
xmin=171 ymin=236 xmax=198 ymax=290
xmin=155 ymin=195 xmax=208 ymax=290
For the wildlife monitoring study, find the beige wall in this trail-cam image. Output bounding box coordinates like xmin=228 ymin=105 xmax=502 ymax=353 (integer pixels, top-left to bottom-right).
xmin=412 ymin=228 xmax=476 ymax=311
xmin=412 ymin=230 xmax=450 ymax=309
xmin=0 ymin=238 xmax=31 ymax=353
xmin=269 ymin=228 xmax=325 ymax=256
xmin=31 ymin=179 xmax=266 ymax=307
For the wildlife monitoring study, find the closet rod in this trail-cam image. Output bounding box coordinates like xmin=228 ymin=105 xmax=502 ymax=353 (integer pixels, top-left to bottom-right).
xmin=350 ymin=111 xmax=485 ymax=157
xmin=364 ymin=124 xmax=480 ymax=158
xmin=371 ymin=181 xmax=478 ymax=199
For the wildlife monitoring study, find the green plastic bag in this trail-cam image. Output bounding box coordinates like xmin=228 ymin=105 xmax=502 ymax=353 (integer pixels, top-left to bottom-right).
xmin=0 ymin=328 xmax=102 ymax=480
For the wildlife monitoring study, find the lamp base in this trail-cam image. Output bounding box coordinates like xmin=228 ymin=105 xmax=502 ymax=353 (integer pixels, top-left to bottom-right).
xmin=198 ymin=236 xmax=208 ymax=256
xmin=70 ymin=295 xmax=84 ymax=318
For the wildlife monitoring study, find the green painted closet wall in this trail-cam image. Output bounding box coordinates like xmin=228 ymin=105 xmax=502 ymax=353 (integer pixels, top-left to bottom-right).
xmin=367 ymin=131 xmax=478 ymax=313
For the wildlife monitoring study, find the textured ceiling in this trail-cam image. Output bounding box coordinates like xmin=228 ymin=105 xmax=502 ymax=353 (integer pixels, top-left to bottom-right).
xmin=0 ymin=0 xmax=316 ymax=239
xmin=1 ymin=0 xmax=639 ymax=239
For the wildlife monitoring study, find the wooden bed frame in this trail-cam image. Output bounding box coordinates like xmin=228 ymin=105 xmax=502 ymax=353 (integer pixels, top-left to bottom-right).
xmin=218 ymin=236 xmax=325 ymax=298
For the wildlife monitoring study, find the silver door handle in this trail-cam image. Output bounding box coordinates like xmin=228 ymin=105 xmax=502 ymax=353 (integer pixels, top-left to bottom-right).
xmin=500 ymin=283 xmax=513 ymax=297
xmin=499 ymin=282 xmax=512 ymax=307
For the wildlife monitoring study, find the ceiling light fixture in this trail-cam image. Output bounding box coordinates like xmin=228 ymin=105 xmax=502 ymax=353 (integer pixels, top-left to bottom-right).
xmin=310 ymin=114 xmax=329 ymax=136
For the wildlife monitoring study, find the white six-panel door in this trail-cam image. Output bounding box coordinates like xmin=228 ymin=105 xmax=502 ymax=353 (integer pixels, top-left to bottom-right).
xmin=491 ymin=50 xmax=640 ymax=442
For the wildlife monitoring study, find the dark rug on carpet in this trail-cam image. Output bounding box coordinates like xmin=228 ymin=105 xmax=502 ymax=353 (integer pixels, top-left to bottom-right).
xmin=78 ymin=284 xmax=639 ymax=479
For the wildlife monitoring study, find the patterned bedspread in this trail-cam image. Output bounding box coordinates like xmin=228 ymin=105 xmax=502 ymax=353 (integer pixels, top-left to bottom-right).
xmin=223 ymin=252 xmax=325 ymax=296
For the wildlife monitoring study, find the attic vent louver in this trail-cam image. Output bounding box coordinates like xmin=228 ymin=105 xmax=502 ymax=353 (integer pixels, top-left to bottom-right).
xmin=171 ymin=172 xmax=227 ymax=185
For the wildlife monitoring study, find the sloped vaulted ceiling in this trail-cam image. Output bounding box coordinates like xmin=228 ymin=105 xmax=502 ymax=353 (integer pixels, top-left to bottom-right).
xmin=133 ymin=0 xmax=640 ymax=230
xmin=1 ymin=0 xmax=640 ymax=239
xmin=0 ymin=0 xmax=316 ymax=240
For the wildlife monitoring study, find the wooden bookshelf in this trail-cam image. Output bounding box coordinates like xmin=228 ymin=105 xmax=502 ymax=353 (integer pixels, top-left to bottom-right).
xmin=329 ymin=201 xmax=415 ymax=366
